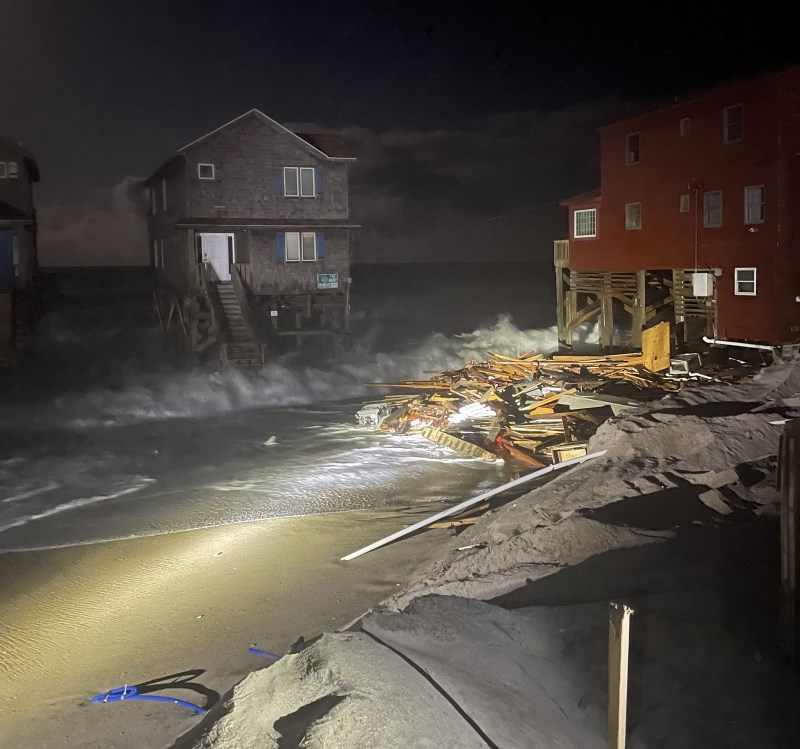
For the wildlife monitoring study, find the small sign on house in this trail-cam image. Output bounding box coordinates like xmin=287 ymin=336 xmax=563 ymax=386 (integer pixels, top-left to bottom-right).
xmin=317 ymin=273 xmax=339 ymax=290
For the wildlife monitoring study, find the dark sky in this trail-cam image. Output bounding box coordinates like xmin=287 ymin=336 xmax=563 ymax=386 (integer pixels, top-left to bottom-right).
xmin=1 ymin=1 xmax=797 ymax=264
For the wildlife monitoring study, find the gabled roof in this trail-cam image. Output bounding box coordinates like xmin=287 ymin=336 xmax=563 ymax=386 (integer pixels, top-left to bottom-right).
xmin=0 ymin=135 xmax=40 ymax=182
xmin=559 ymin=188 xmax=601 ymax=207
xmin=178 ymin=109 xmax=356 ymax=161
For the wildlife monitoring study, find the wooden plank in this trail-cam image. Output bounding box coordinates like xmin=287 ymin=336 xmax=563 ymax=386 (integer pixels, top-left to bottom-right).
xmin=641 ymin=321 xmax=670 ymax=372
xmin=608 ymin=602 xmax=634 ymax=749
xmin=420 ymin=427 xmax=497 ymax=461
xmin=341 ymin=451 xmax=607 ymax=560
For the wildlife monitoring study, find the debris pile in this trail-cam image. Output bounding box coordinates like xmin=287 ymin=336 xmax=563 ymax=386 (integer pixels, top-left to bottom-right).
xmin=357 ymin=350 xmax=748 ymax=467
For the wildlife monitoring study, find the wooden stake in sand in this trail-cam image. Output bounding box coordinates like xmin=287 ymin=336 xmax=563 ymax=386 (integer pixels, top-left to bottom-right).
xmin=341 ymin=450 xmax=606 ymax=561
xmin=608 ymin=602 xmax=634 ymax=749
xmin=779 ymin=420 xmax=800 ymax=667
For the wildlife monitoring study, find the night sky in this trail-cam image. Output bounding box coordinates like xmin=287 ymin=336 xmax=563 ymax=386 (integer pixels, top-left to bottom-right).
xmin=1 ymin=1 xmax=797 ymax=265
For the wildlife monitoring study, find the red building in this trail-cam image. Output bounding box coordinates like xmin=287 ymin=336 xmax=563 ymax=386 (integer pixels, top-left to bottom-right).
xmin=555 ymin=65 xmax=800 ymax=350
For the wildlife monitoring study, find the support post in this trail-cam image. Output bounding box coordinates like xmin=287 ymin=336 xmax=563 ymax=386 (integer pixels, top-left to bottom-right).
xmin=780 ymin=421 xmax=800 ymax=667
xmin=555 ymin=269 xmax=566 ymax=345
xmin=631 ymin=270 xmax=646 ymax=349
xmin=608 ymin=602 xmax=634 ymax=749
xmin=600 ymin=273 xmax=614 ymax=351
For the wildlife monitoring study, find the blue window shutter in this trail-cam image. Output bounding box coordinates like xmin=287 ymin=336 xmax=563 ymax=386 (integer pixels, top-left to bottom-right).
xmin=274 ymin=169 xmax=283 ymax=196
xmin=314 ymin=167 xmax=322 ymax=195
xmin=276 ymin=233 xmax=285 ymax=262
xmin=316 ymin=232 xmax=325 ymax=261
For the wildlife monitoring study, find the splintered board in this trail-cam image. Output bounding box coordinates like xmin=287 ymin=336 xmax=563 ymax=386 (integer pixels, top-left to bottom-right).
xmin=642 ymin=321 xmax=670 ymax=372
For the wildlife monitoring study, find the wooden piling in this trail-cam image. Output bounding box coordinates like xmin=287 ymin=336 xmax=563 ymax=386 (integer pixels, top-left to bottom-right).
xmin=608 ymin=602 xmax=634 ymax=749
xmin=779 ymin=421 xmax=800 ymax=667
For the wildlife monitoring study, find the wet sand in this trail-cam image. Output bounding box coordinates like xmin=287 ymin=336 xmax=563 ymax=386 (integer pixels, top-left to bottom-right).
xmin=0 ymin=506 xmax=449 ymax=748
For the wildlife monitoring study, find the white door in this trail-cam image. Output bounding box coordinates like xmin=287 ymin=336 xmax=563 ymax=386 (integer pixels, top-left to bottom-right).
xmin=198 ymin=233 xmax=234 ymax=281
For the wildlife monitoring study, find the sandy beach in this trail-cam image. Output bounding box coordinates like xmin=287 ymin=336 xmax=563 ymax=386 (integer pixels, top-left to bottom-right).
xmin=0 ymin=505 xmax=449 ymax=748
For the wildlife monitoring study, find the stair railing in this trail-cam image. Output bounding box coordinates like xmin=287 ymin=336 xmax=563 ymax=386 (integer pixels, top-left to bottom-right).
xmin=231 ymin=263 xmax=268 ymax=364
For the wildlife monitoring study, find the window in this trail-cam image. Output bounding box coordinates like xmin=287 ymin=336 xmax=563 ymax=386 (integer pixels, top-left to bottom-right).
xmin=574 ymin=208 xmax=597 ymax=238
xmin=625 ymin=133 xmax=640 ymax=165
xmin=735 ymin=267 xmax=757 ymax=296
xmin=625 ymin=202 xmax=642 ymax=230
xmin=723 ymin=104 xmax=743 ymax=143
xmin=744 ymin=185 xmax=764 ymax=224
xmin=161 ymin=178 xmax=167 ymax=211
xmin=160 ymin=238 xmax=165 ymax=268
xmin=197 ymin=163 xmax=215 ymax=180
xmin=0 ymin=162 xmax=6 ymax=179
xmin=680 ymin=118 xmax=690 ymax=136
xmin=8 ymin=161 xmax=18 ymax=178
xmin=300 ymin=168 xmax=315 ymax=197
xmin=283 ymin=167 xmax=316 ymax=197
xmin=680 ymin=194 xmax=691 ymax=213
xmin=703 ymin=190 xmax=723 ymax=227
xmin=284 ymin=232 xmax=318 ymax=262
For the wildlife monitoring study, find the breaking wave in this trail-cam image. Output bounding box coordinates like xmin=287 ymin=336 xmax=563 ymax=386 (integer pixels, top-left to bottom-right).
xmin=5 ymin=316 xmax=578 ymax=429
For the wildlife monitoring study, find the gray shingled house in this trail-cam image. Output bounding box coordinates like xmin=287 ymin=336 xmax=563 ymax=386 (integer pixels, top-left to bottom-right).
xmin=0 ymin=136 xmax=40 ymax=361
xmin=145 ymin=109 xmax=357 ymax=366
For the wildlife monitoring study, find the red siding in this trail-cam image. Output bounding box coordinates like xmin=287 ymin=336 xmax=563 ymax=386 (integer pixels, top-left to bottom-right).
xmin=564 ymin=67 xmax=800 ymax=343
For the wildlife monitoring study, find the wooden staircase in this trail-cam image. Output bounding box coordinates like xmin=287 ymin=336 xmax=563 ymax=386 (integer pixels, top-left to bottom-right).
xmin=215 ymin=282 xmax=264 ymax=368
xmin=199 ymin=262 xmax=266 ymax=369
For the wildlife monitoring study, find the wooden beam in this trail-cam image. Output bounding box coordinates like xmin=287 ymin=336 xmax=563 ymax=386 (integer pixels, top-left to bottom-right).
xmin=631 ymin=270 xmax=646 ymax=349
xmin=600 ymin=273 xmax=614 ymax=350
xmin=608 ymin=602 xmax=634 ymax=749
xmin=341 ymin=451 xmax=607 ymax=560
xmin=780 ymin=421 xmax=800 ymax=668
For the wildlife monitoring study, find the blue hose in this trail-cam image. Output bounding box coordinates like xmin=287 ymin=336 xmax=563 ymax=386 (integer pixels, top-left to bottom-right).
xmin=90 ymin=685 xmax=206 ymax=714
xmin=248 ymin=647 xmax=280 ymax=661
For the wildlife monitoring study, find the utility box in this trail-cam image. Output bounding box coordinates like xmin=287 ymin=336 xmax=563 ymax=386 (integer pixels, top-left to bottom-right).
xmin=692 ymin=272 xmax=714 ymax=297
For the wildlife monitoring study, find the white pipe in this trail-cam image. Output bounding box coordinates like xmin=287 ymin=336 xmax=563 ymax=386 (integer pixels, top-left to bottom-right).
xmin=341 ymin=450 xmax=607 ymax=561
xmin=702 ymin=336 xmax=776 ymax=353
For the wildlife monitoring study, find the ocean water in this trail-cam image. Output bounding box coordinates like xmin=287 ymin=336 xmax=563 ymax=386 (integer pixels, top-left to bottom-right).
xmin=0 ymin=264 xmax=585 ymax=552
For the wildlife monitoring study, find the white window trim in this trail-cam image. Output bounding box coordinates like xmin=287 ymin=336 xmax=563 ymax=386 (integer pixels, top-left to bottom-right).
xmin=679 ymin=194 xmax=690 ymax=213
xmin=744 ymin=185 xmax=765 ymax=225
xmin=680 ymin=118 xmax=690 ymax=136
xmin=625 ymin=132 xmax=640 ymax=165
xmin=161 ymin=178 xmax=167 ymax=211
xmin=299 ymin=167 xmax=316 ymax=197
xmin=8 ymin=161 xmax=18 ymax=178
xmin=197 ymin=163 xmax=215 ymax=180
xmin=624 ymin=202 xmax=642 ymax=230
xmin=284 ymin=167 xmax=300 ymax=197
xmin=703 ymin=190 xmax=723 ymax=228
xmin=734 ymin=267 xmax=757 ymax=296
xmin=573 ymin=208 xmax=597 ymax=238
xmin=284 ymin=231 xmax=317 ymax=262
xmin=0 ymin=162 xmax=6 ymax=179
xmin=723 ymin=104 xmax=744 ymax=144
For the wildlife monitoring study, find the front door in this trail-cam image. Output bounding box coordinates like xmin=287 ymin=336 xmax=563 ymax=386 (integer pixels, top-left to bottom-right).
xmin=198 ymin=233 xmax=234 ymax=281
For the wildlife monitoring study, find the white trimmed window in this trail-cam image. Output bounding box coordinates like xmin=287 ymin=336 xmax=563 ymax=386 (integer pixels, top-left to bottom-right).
xmin=735 ymin=267 xmax=757 ymax=296
xmin=8 ymin=161 xmax=18 ymax=178
xmin=625 ymin=133 xmax=640 ymax=165
xmin=625 ymin=202 xmax=642 ymax=230
xmin=704 ymin=190 xmax=723 ymax=228
xmin=744 ymin=185 xmax=764 ymax=224
xmin=0 ymin=162 xmax=6 ymax=179
xmin=161 ymin=178 xmax=167 ymax=211
xmin=284 ymin=232 xmax=318 ymax=262
xmin=197 ymin=163 xmax=215 ymax=180
xmin=283 ymin=167 xmax=316 ymax=197
xmin=574 ymin=208 xmax=597 ymax=238
xmin=723 ymin=104 xmax=743 ymax=144
xmin=680 ymin=118 xmax=690 ymax=136
xmin=680 ymin=194 xmax=690 ymax=213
